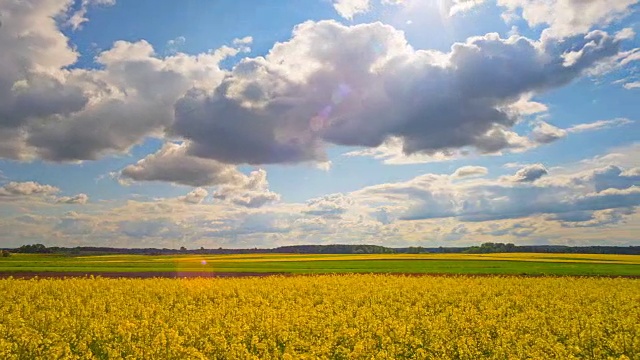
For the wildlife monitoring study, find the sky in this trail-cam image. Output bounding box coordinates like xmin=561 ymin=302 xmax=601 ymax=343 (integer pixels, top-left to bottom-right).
xmin=0 ymin=0 xmax=639 ymax=249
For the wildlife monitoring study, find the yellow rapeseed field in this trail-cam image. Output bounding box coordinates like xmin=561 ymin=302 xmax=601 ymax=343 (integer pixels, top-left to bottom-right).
xmin=0 ymin=275 xmax=638 ymax=359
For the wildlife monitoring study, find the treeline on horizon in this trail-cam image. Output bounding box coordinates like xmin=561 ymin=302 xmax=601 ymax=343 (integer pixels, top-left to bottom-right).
xmin=4 ymin=242 xmax=640 ymax=255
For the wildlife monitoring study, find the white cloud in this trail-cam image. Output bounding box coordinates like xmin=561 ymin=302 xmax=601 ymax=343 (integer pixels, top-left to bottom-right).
xmin=0 ymin=1 xmax=633 ymax=171
xmin=348 ymin=116 xmax=632 ymax=165
xmin=233 ymin=36 xmax=253 ymax=45
xmin=55 ymin=193 xmax=89 ymax=205
xmin=173 ymin=21 xmax=629 ymax=168
xmin=452 ymin=166 xmax=488 ymax=178
xmin=586 ymin=45 xmax=640 ymax=76
xmin=506 ymin=163 xmax=548 ymax=183
xmin=232 ymin=36 xmax=253 ymax=53
xmin=576 ymin=143 xmax=640 ymax=171
xmin=352 ymin=146 xmax=640 ymax=223
xmin=316 ymin=161 xmax=332 ymax=171
xmin=118 ymin=142 xmax=280 ymax=208
xmin=304 ymin=193 xmax=353 ymax=218
xmin=530 ymin=118 xmax=634 ymax=145
xmin=67 ymin=0 xmax=116 ymax=31
xmin=497 ymin=0 xmax=639 ymax=39
xmin=566 ymin=118 xmax=633 ymax=133
xmin=505 ymin=94 xmax=548 ymax=115
xmin=448 ymin=0 xmax=485 ymax=15
xmin=0 ymin=181 xmax=88 ymax=204
xmin=623 ymin=81 xmax=640 ymax=90
xmin=119 ymin=142 xmax=248 ymax=187
xmin=615 ymin=27 xmax=636 ymax=41
xmin=0 ymin=0 xmax=246 ymax=161
xmin=179 ymin=188 xmax=209 ymax=204
xmin=213 ymin=169 xmax=281 ymax=208
xmin=530 ymin=121 xmax=568 ymax=143
xmin=382 ymin=0 xmax=486 ymax=17
xmin=0 ymin=181 xmax=59 ymax=197
xmin=165 ymin=36 xmax=186 ymax=54
xmin=333 ymin=0 xmax=371 ymax=20
xmin=344 ymin=137 xmax=469 ymax=164
xmin=2 ymin=146 xmax=639 ymax=248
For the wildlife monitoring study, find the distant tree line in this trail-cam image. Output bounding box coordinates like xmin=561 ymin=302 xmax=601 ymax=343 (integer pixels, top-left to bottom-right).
xmin=13 ymin=244 xmax=51 ymax=253
xmin=464 ymin=242 xmax=517 ymax=253
xmin=4 ymin=242 xmax=640 ymax=255
xmin=275 ymin=245 xmax=396 ymax=254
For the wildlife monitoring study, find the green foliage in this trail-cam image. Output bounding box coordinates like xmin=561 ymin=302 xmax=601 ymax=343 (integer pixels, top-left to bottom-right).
xmin=276 ymin=244 xmax=396 ymax=254
xmin=405 ymin=246 xmax=429 ymax=254
xmin=1 ymin=250 xmax=10 ymax=258
xmin=15 ymin=244 xmax=50 ymax=254
xmin=464 ymin=242 xmax=517 ymax=254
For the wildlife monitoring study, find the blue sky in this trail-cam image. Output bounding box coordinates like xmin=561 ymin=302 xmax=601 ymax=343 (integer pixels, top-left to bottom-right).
xmin=0 ymin=0 xmax=639 ymax=248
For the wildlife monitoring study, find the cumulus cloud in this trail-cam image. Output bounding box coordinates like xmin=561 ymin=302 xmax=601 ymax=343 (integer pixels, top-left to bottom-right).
xmin=0 ymin=2 xmax=635 ymax=171
xmin=179 ymin=188 xmax=209 ymax=204
xmin=3 ymin=146 xmax=639 ymax=248
xmin=497 ymin=0 xmax=639 ymax=39
xmin=0 ymin=0 xmax=84 ymax=132
xmin=0 ymin=181 xmax=59 ymax=197
xmin=0 ymin=0 xmax=244 ymax=162
xmin=352 ymin=148 xmax=640 ymax=223
xmin=344 ymin=137 xmax=470 ymax=164
xmin=506 ymin=94 xmax=548 ymax=115
xmin=530 ymin=121 xmax=567 ymax=143
xmin=172 ymin=21 xmax=629 ymax=168
xmin=0 ymin=1 xmax=637 ymax=193
xmin=547 ymin=207 xmax=636 ymax=228
xmin=444 ymin=224 xmax=469 ymax=241
xmin=622 ymin=167 xmax=640 ymax=177
xmin=119 ymin=142 xmax=247 ymax=187
xmin=333 ymin=0 xmax=371 ymax=20
xmin=478 ymin=221 xmax=538 ymax=238
xmin=212 ymin=169 xmax=281 ymax=208
xmin=25 ymin=40 xmax=239 ymax=162
xmin=304 ymin=193 xmax=354 ymax=218
xmin=452 ymin=166 xmax=488 ymax=178
xmin=0 ymin=181 xmax=88 ymax=204
xmin=349 ymin=116 xmax=632 ymax=165
xmin=508 ymin=164 xmax=548 ymax=182
xmin=55 ymin=193 xmax=89 ymax=204
xmin=120 ymin=143 xmax=279 ymax=205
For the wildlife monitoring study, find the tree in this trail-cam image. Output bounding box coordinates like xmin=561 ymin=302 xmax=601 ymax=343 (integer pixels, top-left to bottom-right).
xmin=16 ymin=244 xmax=49 ymax=253
xmin=1 ymin=250 xmax=10 ymax=257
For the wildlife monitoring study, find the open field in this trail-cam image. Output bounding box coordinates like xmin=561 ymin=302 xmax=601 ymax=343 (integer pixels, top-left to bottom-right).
xmin=1 ymin=275 xmax=638 ymax=359
xmin=1 ymin=253 xmax=640 ymax=277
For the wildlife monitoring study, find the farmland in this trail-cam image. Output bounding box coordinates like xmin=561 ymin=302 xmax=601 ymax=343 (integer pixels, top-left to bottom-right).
xmin=1 ymin=275 xmax=639 ymax=359
xmin=1 ymin=253 xmax=640 ymax=277
xmin=2 ymin=253 xmax=639 ymax=359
